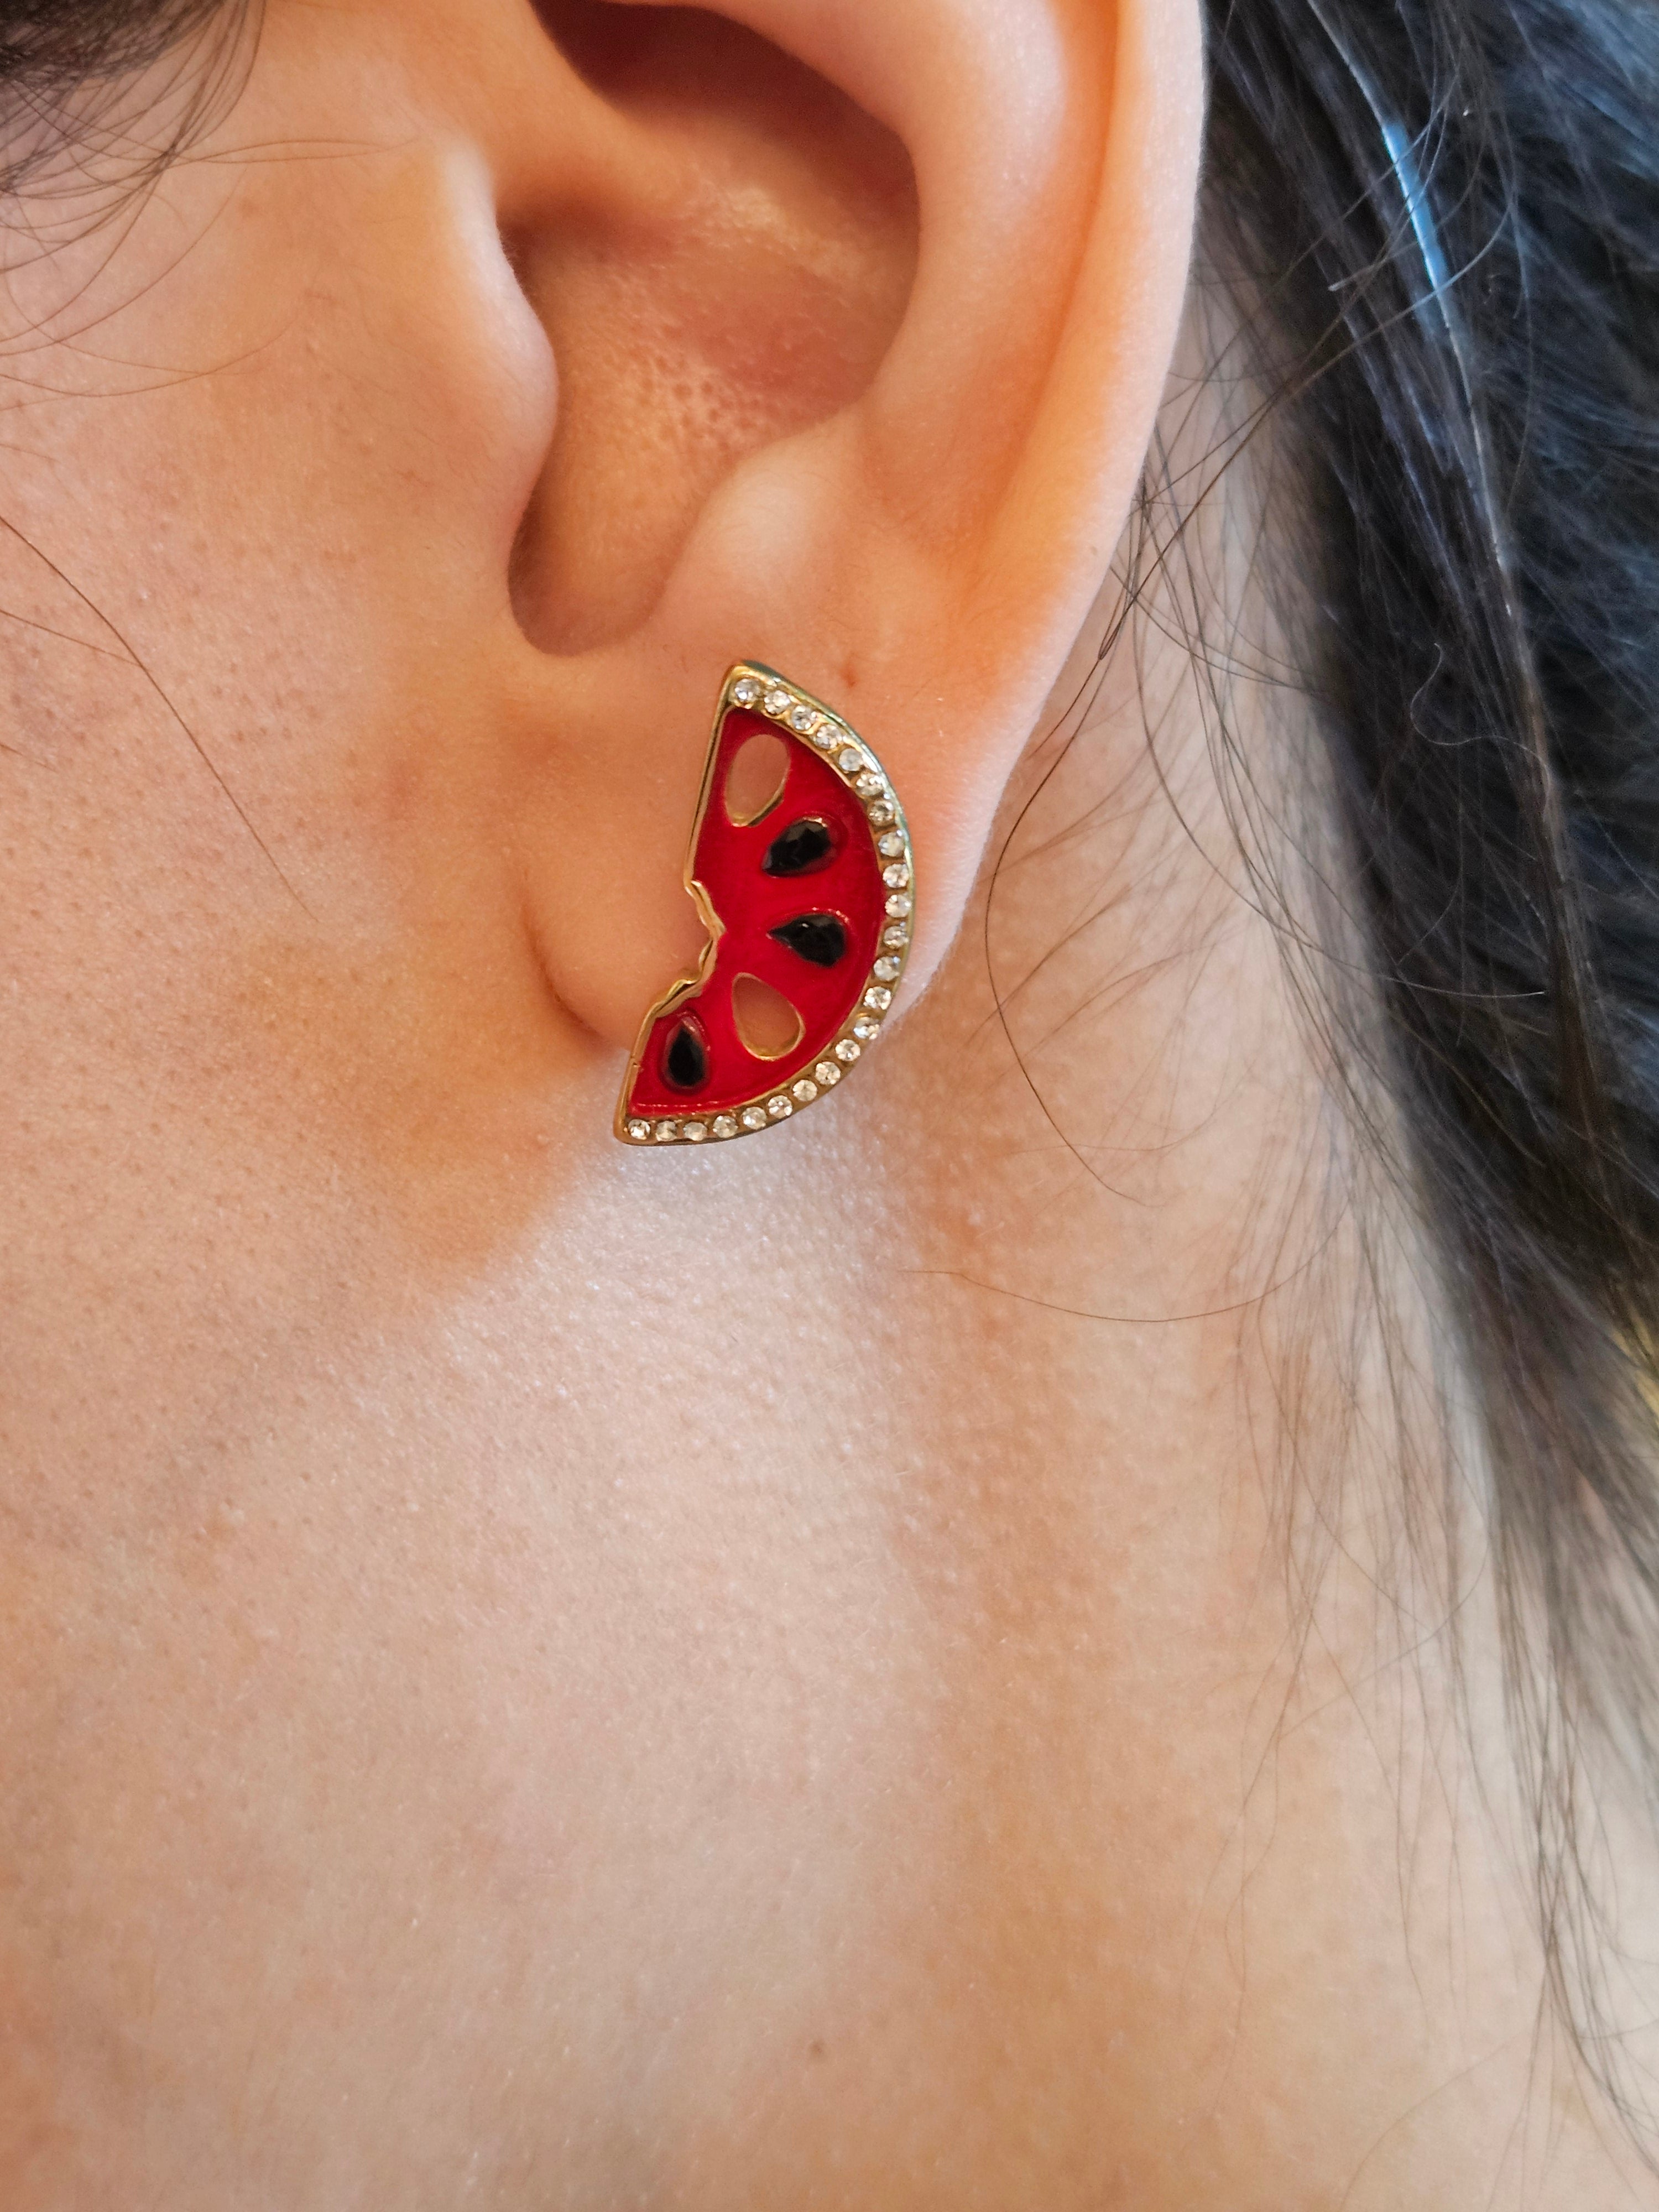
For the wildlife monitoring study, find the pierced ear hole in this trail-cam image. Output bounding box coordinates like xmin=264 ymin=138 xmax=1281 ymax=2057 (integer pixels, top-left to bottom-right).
xmin=732 ymin=973 xmax=805 ymax=1061
xmin=724 ymin=730 xmax=790 ymax=826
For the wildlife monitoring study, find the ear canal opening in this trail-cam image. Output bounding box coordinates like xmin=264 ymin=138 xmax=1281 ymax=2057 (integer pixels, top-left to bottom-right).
xmin=724 ymin=729 xmax=790 ymax=827
xmin=732 ymin=973 xmax=805 ymax=1061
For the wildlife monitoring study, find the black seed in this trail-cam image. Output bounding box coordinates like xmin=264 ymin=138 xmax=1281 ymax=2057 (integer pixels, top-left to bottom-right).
xmin=762 ymin=817 xmax=834 ymax=877
xmin=665 ymin=1022 xmax=707 ymax=1090
xmin=769 ymin=913 xmax=847 ymax=969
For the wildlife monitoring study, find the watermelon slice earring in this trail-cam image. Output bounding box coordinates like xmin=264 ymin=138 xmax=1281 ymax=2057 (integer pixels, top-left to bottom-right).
xmin=615 ymin=662 xmax=915 ymax=1145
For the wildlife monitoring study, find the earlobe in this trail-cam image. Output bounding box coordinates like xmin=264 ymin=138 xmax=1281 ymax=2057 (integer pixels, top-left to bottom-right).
xmin=508 ymin=0 xmax=1203 ymax=1073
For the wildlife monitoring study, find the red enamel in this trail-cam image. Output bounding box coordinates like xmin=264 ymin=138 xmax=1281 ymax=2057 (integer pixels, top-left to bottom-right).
xmin=625 ymin=707 xmax=889 ymax=1118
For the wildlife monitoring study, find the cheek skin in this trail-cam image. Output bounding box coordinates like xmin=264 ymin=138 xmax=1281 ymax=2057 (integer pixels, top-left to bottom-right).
xmin=0 ymin=29 xmax=585 ymax=1239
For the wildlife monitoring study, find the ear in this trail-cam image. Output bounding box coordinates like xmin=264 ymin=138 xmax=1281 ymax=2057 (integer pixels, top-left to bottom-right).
xmin=504 ymin=0 xmax=1204 ymax=1052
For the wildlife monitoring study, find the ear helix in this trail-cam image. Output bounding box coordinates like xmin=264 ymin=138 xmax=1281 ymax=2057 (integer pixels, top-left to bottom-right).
xmin=615 ymin=663 xmax=915 ymax=1145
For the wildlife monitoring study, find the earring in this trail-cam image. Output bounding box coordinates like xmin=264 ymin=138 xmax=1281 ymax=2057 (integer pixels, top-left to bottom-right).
xmin=616 ymin=662 xmax=915 ymax=1145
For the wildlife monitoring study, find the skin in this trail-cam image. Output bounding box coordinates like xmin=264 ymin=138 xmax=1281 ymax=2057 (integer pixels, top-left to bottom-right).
xmin=0 ymin=0 xmax=1655 ymax=2201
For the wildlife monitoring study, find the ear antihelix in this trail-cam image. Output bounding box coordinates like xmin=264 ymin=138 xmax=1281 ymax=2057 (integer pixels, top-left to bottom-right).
xmin=615 ymin=662 xmax=915 ymax=1145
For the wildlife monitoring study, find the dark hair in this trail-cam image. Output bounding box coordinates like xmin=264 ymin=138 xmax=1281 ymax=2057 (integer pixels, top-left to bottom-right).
xmin=0 ymin=0 xmax=249 ymax=194
xmin=1190 ymin=0 xmax=1659 ymax=2125
xmin=9 ymin=0 xmax=1659 ymax=2141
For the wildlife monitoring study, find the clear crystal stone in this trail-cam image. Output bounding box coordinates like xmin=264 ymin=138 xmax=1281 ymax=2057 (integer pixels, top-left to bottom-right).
xmin=883 ymin=863 xmax=911 ymax=889
xmin=791 ymin=1078 xmax=818 ymax=1104
xmin=712 ymin=1115 xmax=739 ymax=1139
xmin=763 ymin=687 xmax=791 ymax=717
xmin=732 ymin=677 xmax=760 ymax=706
xmin=740 ymin=1105 xmax=768 ymax=1131
xmin=873 ymin=957 xmax=901 ymax=983
xmin=867 ymin=800 xmax=895 ymax=827
xmin=813 ymin=724 xmax=838 ymax=748
xmin=654 ymin=1120 xmax=679 ymax=1142
xmin=683 ymin=1121 xmax=708 ymax=1142
xmin=627 ymin=1119 xmax=652 ymax=1142
xmin=790 ymin=705 xmax=816 ymax=733
xmin=854 ymin=771 xmax=884 ymax=798
xmin=886 ymin=892 xmax=913 ymax=917
xmin=814 ymin=1061 xmax=841 ymax=1086
xmin=878 ymin=832 xmax=905 ymax=858
xmin=852 ymin=1016 xmax=880 ymax=1042
xmin=835 ymin=1039 xmax=861 ymax=1063
xmin=768 ymin=1095 xmax=793 ymax=1119
xmin=883 ymin=922 xmax=910 ymax=947
xmin=837 ymin=747 xmax=864 ymax=774
xmin=864 ymin=985 xmax=893 ymax=1011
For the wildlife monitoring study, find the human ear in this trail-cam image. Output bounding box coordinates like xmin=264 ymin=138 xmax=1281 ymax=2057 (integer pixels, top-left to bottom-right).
xmin=503 ymin=0 xmax=1204 ymax=1056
